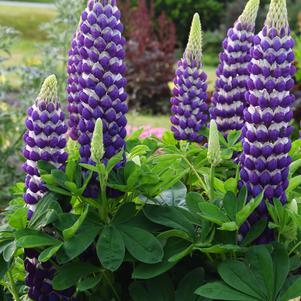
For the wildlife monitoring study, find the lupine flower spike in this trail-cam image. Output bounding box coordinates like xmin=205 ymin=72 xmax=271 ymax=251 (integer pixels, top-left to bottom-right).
xmin=23 ymin=75 xmax=75 ymax=301
xmin=67 ymin=26 xmax=82 ymax=141
xmin=210 ymin=0 xmax=260 ymax=135
xmin=77 ymin=0 xmax=128 ymax=165
xmin=170 ymin=13 xmax=208 ymax=143
xmin=23 ymin=74 xmax=68 ymax=219
xmin=240 ymin=0 xmax=296 ymax=240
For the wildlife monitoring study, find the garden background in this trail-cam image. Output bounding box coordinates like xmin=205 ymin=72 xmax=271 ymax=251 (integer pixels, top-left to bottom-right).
xmin=0 ymin=0 xmax=301 ymax=207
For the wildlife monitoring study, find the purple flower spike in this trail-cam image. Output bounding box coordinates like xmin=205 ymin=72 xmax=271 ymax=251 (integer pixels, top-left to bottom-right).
xmin=23 ymin=75 xmax=68 ymax=216
xmin=210 ymin=0 xmax=260 ymax=134
xmin=240 ymin=0 xmax=295 ymax=228
xmin=67 ymin=29 xmax=82 ymax=141
xmin=77 ymin=0 xmax=128 ymax=164
xmin=23 ymin=76 xmax=75 ymax=300
xmin=170 ymin=13 xmax=208 ymax=143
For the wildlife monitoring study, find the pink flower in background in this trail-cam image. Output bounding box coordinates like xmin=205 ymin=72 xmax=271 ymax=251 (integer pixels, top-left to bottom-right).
xmin=127 ymin=125 xmax=166 ymax=139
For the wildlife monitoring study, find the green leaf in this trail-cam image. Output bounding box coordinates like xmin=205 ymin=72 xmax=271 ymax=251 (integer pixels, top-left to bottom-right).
xmin=3 ymin=241 xmax=16 ymax=262
xmin=218 ymin=222 xmax=238 ymax=232
xmin=63 ymin=206 xmax=89 ymax=240
xmin=287 ymin=175 xmax=301 ymax=193
xmin=196 ymin=244 xmax=246 ymax=254
xmin=246 ymin=246 xmax=274 ymax=300
xmin=106 ymin=151 xmax=124 ymax=174
xmin=45 ymin=184 xmax=71 ymax=196
xmin=224 ymin=178 xmax=237 ymax=194
xmin=37 ymin=160 xmax=56 ymax=174
xmin=227 ymin=130 xmax=241 ymax=146
xmin=198 ymin=202 xmax=229 ymax=226
xmin=118 ymin=225 xmax=163 ymax=264
xmin=52 ymin=262 xmax=99 ymax=290
xmin=218 ymin=261 xmax=263 ymax=299
xmin=154 ymin=182 xmax=187 ymax=206
xmin=96 ymin=225 xmax=125 ymax=272
xmin=78 ymin=275 xmax=102 ymax=292
xmin=168 ymin=244 xmax=193 ymax=262
xmin=272 ymin=245 xmax=289 ymax=299
xmin=129 ymin=275 xmax=174 ymax=301
xmin=175 ymin=268 xmax=205 ymax=301
xmin=38 ymin=243 xmax=63 ymax=262
xmin=279 ymin=277 xmax=301 ymax=301
xmin=143 ymin=205 xmax=194 ymax=235
xmin=28 ymin=193 xmax=62 ymax=229
xmin=79 ymin=163 xmax=98 ymax=173
xmin=7 ymin=207 xmax=28 ymax=230
xmin=241 ymin=219 xmax=267 ymax=246
xmin=61 ymin=224 xmax=101 ymax=263
xmin=15 ymin=230 xmax=60 ymax=248
xmin=236 ymin=192 xmax=263 ymax=226
xmin=0 ymin=256 xmax=8 ymax=279
xmin=133 ymin=239 xmax=190 ymax=280
xmin=289 ymin=158 xmax=301 ymax=176
xmin=223 ymin=192 xmax=238 ymax=221
xmin=195 ymin=281 xmax=257 ymax=301
xmin=185 ymin=192 xmax=204 ymax=213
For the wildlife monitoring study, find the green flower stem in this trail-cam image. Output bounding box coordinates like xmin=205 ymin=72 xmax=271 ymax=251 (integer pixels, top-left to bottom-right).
xmin=7 ymin=270 xmax=20 ymax=301
xmin=183 ymin=156 xmax=208 ymax=194
xmin=209 ymin=165 xmax=215 ymax=202
xmin=97 ymin=165 xmax=109 ymax=222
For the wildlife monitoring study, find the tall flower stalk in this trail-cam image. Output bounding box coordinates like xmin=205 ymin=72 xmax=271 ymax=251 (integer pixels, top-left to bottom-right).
xmin=23 ymin=75 xmax=68 ymax=218
xmin=210 ymin=0 xmax=260 ymax=134
xmin=240 ymin=0 xmax=296 ymax=241
xmin=76 ymin=0 xmax=128 ymax=165
xmin=170 ymin=13 xmax=208 ymax=143
xmin=23 ymin=75 xmax=75 ymax=300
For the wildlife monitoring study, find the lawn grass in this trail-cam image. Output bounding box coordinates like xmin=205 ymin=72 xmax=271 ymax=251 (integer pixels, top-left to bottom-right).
xmin=0 ymin=5 xmax=56 ymax=40
xmin=127 ymin=113 xmax=170 ymax=129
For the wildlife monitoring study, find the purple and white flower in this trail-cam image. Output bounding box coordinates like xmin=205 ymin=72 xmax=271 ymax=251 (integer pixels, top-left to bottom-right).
xmin=170 ymin=13 xmax=208 ymax=143
xmin=23 ymin=75 xmax=68 ymax=218
xmin=240 ymin=0 xmax=296 ymax=236
xmin=210 ymin=0 xmax=260 ymax=134
xmin=76 ymin=0 xmax=128 ymax=164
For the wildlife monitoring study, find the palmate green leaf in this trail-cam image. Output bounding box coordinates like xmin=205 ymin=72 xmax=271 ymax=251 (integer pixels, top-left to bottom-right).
xmin=218 ymin=222 xmax=238 ymax=232
xmin=289 ymin=158 xmax=301 ymax=176
xmin=106 ymin=151 xmax=124 ymax=174
xmin=143 ymin=205 xmax=194 ymax=235
xmin=235 ymin=192 xmax=263 ymax=226
xmin=168 ymin=244 xmax=193 ymax=262
xmin=175 ymin=268 xmax=205 ymax=301
xmin=218 ymin=261 xmax=264 ymax=300
xmin=52 ymin=262 xmax=99 ymax=290
xmin=198 ymin=202 xmax=230 ymax=226
xmin=195 ymin=281 xmax=258 ymax=301
xmin=15 ymin=230 xmax=60 ymax=248
xmin=96 ymin=225 xmax=125 ymax=272
xmin=278 ymin=277 xmax=301 ymax=301
xmin=129 ymin=274 xmax=174 ymax=301
xmin=133 ymin=239 xmax=190 ymax=280
xmin=118 ymin=225 xmax=163 ymax=264
xmin=157 ymin=229 xmax=191 ymax=242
